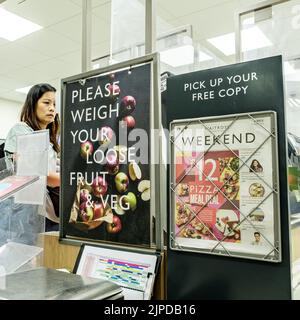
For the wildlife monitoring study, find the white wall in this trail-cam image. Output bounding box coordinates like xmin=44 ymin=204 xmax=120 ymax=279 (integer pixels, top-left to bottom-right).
xmin=0 ymin=98 xmax=22 ymax=140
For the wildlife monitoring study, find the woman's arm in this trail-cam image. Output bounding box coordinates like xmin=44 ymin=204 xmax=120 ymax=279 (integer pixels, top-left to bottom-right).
xmin=47 ymin=171 xmax=60 ymax=188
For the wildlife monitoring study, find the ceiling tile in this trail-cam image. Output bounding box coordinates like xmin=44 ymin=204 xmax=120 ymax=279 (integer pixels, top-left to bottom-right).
xmin=49 ymin=12 xmax=110 ymax=45
xmin=5 ymin=66 xmax=47 ymax=85
xmin=157 ymin=4 xmax=177 ymax=21
xmin=0 ymin=74 xmax=26 ymax=91
xmin=92 ymin=1 xmax=111 ymax=22
xmin=70 ymin=0 xmax=110 ymax=8
xmin=48 ymin=14 xmax=82 ymax=43
xmin=2 ymin=0 xmax=82 ymax=28
xmin=29 ymin=58 xmax=80 ymax=80
xmin=0 ymin=58 xmax=23 ymax=75
xmin=17 ymin=29 xmax=81 ymax=58
xmin=0 ymin=90 xmax=26 ymax=103
xmin=59 ymin=50 xmax=81 ymax=66
xmin=157 ymin=0 xmax=231 ymax=18
xmin=0 ymin=42 xmax=51 ymax=67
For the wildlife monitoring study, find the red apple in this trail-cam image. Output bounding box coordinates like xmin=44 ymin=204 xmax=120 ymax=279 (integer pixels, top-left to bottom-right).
xmin=80 ymin=141 xmax=93 ymax=159
xmin=80 ymin=201 xmax=88 ymax=211
xmin=99 ymin=126 xmax=114 ymax=146
xmin=108 ymin=73 xmax=115 ymax=81
xmin=121 ymin=115 xmax=135 ymax=129
xmin=92 ymin=176 xmax=108 ymax=197
xmin=80 ymin=189 xmax=90 ymax=202
xmin=120 ymin=95 xmax=136 ymax=117
xmin=105 ymin=152 xmax=120 ymax=175
xmin=80 ymin=206 xmax=94 ymax=222
xmin=93 ymin=202 xmax=105 ymax=220
xmin=106 ymin=215 xmax=122 ymax=234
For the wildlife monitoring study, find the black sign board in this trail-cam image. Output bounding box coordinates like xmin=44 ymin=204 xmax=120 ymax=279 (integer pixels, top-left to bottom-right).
xmin=165 ymin=56 xmax=291 ymax=299
xmin=60 ymin=58 xmax=158 ymax=248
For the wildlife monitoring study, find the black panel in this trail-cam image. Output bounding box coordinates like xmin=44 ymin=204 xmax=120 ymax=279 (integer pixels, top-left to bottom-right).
xmin=165 ymin=56 xmax=291 ymax=299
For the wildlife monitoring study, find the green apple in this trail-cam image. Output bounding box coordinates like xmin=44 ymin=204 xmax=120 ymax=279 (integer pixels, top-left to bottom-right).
xmin=115 ymin=172 xmax=129 ymax=193
xmin=123 ymin=192 xmax=137 ymax=211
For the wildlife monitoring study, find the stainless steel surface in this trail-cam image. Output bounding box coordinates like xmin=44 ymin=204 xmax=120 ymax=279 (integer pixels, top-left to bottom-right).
xmin=0 ymin=267 xmax=123 ymax=300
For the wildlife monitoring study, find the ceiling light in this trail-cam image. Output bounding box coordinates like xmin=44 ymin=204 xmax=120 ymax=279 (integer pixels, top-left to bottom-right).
xmin=242 ymin=17 xmax=255 ymax=26
xmin=207 ymin=26 xmax=272 ymax=56
xmin=207 ymin=33 xmax=235 ymax=56
xmin=242 ymin=26 xmax=272 ymax=51
xmin=284 ymin=62 xmax=300 ymax=81
xmin=160 ymin=45 xmax=194 ymax=67
xmin=15 ymin=86 xmax=32 ymax=94
xmin=0 ymin=8 xmax=42 ymax=41
xmin=198 ymin=51 xmax=213 ymax=62
xmin=284 ymin=61 xmax=295 ymax=75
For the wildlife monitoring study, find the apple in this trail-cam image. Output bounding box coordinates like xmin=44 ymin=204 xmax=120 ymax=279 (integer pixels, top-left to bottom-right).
xmin=122 ymin=192 xmax=137 ymax=211
xmin=79 ymin=201 xmax=88 ymax=212
xmin=80 ymin=206 xmax=94 ymax=222
xmin=93 ymin=202 xmax=105 ymax=220
xmin=121 ymin=115 xmax=136 ymax=129
xmin=105 ymin=152 xmax=119 ymax=175
xmin=113 ymin=196 xmax=126 ymax=215
xmin=106 ymin=215 xmax=122 ymax=234
xmin=107 ymin=83 xmax=120 ymax=100
xmin=108 ymin=73 xmax=115 ymax=81
xmin=128 ymin=162 xmax=142 ymax=181
xmin=115 ymin=172 xmax=129 ymax=193
xmin=79 ymin=179 xmax=92 ymax=193
xmin=80 ymin=189 xmax=90 ymax=202
xmin=120 ymin=95 xmax=136 ymax=117
xmin=92 ymin=176 xmax=108 ymax=197
xmin=80 ymin=141 xmax=94 ymax=159
xmin=99 ymin=126 xmax=114 ymax=146
xmin=138 ymin=180 xmax=150 ymax=201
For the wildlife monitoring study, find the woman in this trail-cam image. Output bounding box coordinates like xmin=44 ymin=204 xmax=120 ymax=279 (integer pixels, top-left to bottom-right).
xmin=4 ymin=83 xmax=60 ymax=231
xmin=249 ymin=159 xmax=263 ymax=173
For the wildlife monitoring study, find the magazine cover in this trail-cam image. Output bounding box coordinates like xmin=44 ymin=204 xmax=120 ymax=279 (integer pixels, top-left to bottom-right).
xmin=61 ymin=62 xmax=152 ymax=246
xmin=171 ymin=112 xmax=279 ymax=257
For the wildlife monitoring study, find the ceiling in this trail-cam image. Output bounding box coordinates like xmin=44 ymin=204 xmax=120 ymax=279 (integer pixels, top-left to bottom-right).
xmin=0 ymin=0 xmax=299 ymax=128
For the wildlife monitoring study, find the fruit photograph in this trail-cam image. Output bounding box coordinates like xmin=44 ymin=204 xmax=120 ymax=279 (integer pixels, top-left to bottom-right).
xmin=62 ymin=63 xmax=152 ymax=246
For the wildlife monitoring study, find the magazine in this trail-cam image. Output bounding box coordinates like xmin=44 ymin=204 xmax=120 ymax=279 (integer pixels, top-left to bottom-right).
xmin=0 ymin=175 xmax=39 ymax=201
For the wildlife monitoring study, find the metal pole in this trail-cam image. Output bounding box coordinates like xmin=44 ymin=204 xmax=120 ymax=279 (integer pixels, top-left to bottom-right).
xmin=82 ymin=0 xmax=92 ymax=72
xmin=145 ymin=0 xmax=156 ymax=54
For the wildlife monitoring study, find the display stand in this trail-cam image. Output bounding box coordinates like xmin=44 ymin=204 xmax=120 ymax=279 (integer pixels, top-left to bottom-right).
xmin=0 ymin=130 xmax=49 ymax=276
xmin=0 ymin=165 xmax=45 ymax=275
xmin=59 ymin=53 xmax=164 ymax=299
xmin=165 ymin=56 xmax=292 ymax=299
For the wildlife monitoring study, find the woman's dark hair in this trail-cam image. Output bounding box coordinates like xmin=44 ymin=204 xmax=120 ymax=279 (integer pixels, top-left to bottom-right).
xmin=250 ymin=159 xmax=263 ymax=170
xmin=20 ymin=83 xmax=60 ymax=153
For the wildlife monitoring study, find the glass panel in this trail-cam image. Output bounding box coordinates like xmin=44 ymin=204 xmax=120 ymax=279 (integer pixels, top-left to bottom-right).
xmin=239 ymin=0 xmax=300 ymax=299
xmin=91 ymin=0 xmax=112 ymax=69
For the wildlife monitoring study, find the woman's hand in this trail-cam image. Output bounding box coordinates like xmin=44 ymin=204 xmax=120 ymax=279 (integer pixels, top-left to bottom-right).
xmin=47 ymin=171 xmax=60 ymax=188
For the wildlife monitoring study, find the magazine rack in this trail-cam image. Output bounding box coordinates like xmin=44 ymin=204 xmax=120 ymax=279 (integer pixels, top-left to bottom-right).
xmin=169 ymin=111 xmax=281 ymax=262
xmin=0 ymin=130 xmax=49 ymax=276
